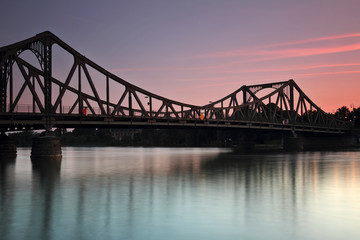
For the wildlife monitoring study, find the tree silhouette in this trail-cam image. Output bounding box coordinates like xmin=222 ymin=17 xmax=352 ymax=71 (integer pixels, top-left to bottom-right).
xmin=334 ymin=106 xmax=350 ymax=121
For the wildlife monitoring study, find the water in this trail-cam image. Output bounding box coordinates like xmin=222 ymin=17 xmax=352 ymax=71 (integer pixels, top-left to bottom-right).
xmin=1 ymin=147 xmax=360 ymax=240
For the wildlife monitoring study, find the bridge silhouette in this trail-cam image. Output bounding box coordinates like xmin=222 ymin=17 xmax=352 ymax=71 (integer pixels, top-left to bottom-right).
xmin=0 ymin=31 xmax=350 ymax=135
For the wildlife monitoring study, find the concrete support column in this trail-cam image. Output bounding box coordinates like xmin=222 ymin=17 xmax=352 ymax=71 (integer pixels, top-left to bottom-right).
xmin=31 ymin=136 xmax=62 ymax=164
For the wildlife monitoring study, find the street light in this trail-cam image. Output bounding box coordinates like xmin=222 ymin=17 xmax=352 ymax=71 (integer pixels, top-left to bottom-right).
xmin=145 ymin=96 xmax=151 ymax=118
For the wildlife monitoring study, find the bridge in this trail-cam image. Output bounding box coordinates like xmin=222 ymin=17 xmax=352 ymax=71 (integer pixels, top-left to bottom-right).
xmin=0 ymin=31 xmax=351 ymax=137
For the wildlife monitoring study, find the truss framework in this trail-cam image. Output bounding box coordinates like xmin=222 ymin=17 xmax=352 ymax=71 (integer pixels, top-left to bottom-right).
xmin=0 ymin=31 xmax=350 ymax=132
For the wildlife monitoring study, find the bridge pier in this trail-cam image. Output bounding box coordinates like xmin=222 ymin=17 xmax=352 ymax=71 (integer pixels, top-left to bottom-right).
xmin=31 ymin=136 xmax=62 ymax=165
xmin=0 ymin=133 xmax=17 ymax=160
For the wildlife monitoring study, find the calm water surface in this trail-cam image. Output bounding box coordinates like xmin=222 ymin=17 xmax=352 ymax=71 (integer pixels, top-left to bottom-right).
xmin=1 ymin=147 xmax=360 ymax=240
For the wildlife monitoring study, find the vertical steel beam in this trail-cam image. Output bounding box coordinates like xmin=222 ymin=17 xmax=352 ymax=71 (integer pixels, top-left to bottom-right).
xmin=289 ymin=85 xmax=294 ymax=111
xmin=59 ymin=84 xmax=62 ymax=114
xmin=106 ymin=76 xmax=109 ymax=115
xmin=44 ymin=38 xmax=52 ymax=114
xmin=243 ymin=89 xmax=247 ymax=105
xmin=289 ymin=85 xmax=294 ymax=122
xmin=280 ymin=91 xmax=283 ymax=119
xmin=221 ymin=101 xmax=224 ymax=119
xmin=268 ymin=96 xmax=272 ymax=121
xmin=78 ymin=64 xmax=82 ymax=114
xmin=128 ymin=91 xmax=133 ymax=116
xmin=32 ymin=76 xmax=35 ymax=113
xmin=149 ymin=96 xmax=152 ymax=118
xmin=43 ymin=37 xmax=53 ymax=131
xmin=9 ymin=63 xmax=13 ymax=111
xmin=0 ymin=59 xmax=7 ymax=113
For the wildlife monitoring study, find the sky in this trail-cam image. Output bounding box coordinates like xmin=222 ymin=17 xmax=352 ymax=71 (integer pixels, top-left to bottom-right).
xmin=1 ymin=0 xmax=360 ymax=113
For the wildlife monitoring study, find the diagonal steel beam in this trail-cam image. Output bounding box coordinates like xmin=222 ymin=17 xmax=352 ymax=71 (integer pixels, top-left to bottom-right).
xmin=111 ymin=89 xmax=128 ymax=116
xmin=53 ymin=61 xmax=78 ymax=111
xmin=15 ymin=57 xmax=44 ymax=112
xmin=132 ymin=90 xmax=148 ymax=117
xmin=81 ymin=63 xmax=106 ymax=115
xmin=9 ymin=81 xmax=27 ymax=112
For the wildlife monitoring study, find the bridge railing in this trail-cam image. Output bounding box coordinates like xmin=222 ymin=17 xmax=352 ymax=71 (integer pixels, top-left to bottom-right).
xmin=6 ymin=103 xmax=350 ymax=126
xmin=6 ymin=104 xmax=42 ymax=113
xmin=5 ymin=103 xmax=189 ymax=118
xmin=3 ymin=102 xmax=351 ymax=132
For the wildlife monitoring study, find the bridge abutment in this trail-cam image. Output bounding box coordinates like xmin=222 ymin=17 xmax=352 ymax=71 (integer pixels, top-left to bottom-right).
xmin=0 ymin=133 xmax=17 ymax=160
xmin=31 ymin=136 xmax=62 ymax=165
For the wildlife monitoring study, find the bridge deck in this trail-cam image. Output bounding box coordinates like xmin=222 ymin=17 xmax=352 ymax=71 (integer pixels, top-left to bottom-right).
xmin=0 ymin=112 xmax=349 ymax=134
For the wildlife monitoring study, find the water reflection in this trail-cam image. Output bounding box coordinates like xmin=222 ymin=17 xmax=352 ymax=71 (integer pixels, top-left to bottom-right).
xmin=30 ymin=160 xmax=61 ymax=240
xmin=0 ymin=158 xmax=16 ymax=240
xmin=1 ymin=148 xmax=360 ymax=240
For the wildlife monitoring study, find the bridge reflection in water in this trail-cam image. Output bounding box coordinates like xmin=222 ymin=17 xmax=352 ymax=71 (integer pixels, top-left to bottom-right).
xmin=1 ymin=147 xmax=360 ymax=240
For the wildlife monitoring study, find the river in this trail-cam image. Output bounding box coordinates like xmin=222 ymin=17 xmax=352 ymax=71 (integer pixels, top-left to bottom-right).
xmin=1 ymin=147 xmax=360 ymax=240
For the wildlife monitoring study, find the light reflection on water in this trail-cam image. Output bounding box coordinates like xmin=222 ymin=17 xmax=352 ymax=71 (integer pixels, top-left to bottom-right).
xmin=1 ymin=147 xmax=360 ymax=240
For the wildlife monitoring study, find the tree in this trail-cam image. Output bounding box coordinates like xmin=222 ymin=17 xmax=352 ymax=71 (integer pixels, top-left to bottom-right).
xmin=349 ymin=107 xmax=360 ymax=126
xmin=334 ymin=106 xmax=350 ymax=121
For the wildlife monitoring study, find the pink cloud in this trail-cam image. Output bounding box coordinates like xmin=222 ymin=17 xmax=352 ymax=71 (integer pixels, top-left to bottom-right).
xmin=264 ymin=32 xmax=360 ymax=48
xmin=111 ymin=64 xmax=224 ymax=73
xmin=195 ymin=32 xmax=360 ymax=60
xmin=253 ymin=42 xmax=360 ymax=60
xmin=210 ymin=63 xmax=360 ymax=75
xmin=113 ymin=59 xmax=360 ymax=76
xmin=174 ymin=75 xmax=240 ymax=83
xmin=297 ymin=70 xmax=360 ymax=77
xmin=199 ymin=42 xmax=360 ymax=61
xmin=112 ymin=67 xmax=172 ymax=72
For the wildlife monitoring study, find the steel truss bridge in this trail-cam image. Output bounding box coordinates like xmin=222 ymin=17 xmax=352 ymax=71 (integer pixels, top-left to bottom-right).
xmin=0 ymin=31 xmax=350 ymax=134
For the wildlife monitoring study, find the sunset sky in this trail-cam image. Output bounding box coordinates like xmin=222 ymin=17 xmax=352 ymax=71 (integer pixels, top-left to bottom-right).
xmin=1 ymin=0 xmax=360 ymax=112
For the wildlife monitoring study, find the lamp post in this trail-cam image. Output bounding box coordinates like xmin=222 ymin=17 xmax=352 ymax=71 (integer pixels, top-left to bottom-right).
xmin=145 ymin=96 xmax=151 ymax=117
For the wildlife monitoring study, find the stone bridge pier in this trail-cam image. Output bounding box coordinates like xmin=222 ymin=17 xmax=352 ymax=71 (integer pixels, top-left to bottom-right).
xmin=0 ymin=133 xmax=62 ymax=164
xmin=31 ymin=135 xmax=62 ymax=165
